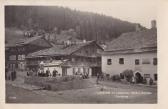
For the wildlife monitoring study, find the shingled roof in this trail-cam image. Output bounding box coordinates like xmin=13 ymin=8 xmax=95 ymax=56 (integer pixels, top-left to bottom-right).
xmin=105 ymin=28 xmax=157 ymax=53
xmin=27 ymin=40 xmax=99 ymax=58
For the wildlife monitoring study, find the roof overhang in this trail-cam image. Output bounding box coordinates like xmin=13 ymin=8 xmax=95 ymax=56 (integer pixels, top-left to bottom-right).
xmin=101 ymin=47 xmax=157 ymax=55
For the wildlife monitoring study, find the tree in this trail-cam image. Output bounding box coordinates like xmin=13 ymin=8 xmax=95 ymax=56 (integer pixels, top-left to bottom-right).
xmin=122 ymin=69 xmax=134 ymax=82
xmin=5 ymin=6 xmax=141 ymax=42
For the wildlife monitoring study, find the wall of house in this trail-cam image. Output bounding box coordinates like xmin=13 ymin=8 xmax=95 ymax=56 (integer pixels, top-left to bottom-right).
xmin=74 ymin=42 xmax=101 ymax=57
xmin=7 ymin=54 xmax=26 ymax=70
xmin=102 ymin=52 xmax=157 ymax=80
xmin=6 ymin=37 xmax=51 ymax=71
xmin=67 ymin=67 xmax=73 ymax=75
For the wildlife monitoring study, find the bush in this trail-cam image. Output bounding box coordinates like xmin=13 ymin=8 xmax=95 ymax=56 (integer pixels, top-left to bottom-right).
xmin=111 ymin=74 xmax=121 ymax=81
xmin=44 ymin=84 xmax=51 ymax=90
xmin=121 ymin=69 xmax=133 ymax=82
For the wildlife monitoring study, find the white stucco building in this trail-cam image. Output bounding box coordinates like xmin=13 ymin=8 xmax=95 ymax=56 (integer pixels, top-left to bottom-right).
xmin=101 ymin=21 xmax=157 ymax=81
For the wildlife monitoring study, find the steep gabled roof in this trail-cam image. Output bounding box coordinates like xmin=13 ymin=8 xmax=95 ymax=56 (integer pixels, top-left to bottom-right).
xmin=27 ymin=40 xmax=101 ymax=58
xmin=105 ymin=29 xmax=157 ymax=52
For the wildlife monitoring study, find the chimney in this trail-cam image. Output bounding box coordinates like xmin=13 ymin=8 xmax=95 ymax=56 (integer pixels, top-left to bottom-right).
xmin=135 ymin=24 xmax=141 ymax=32
xmin=151 ymin=20 xmax=156 ymax=29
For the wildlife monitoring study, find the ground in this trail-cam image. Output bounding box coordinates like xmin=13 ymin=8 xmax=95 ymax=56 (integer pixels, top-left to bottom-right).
xmin=6 ymin=77 xmax=157 ymax=104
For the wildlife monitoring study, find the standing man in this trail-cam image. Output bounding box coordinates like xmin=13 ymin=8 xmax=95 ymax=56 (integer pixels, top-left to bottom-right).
xmin=41 ymin=70 xmax=45 ymax=77
xmin=13 ymin=70 xmax=16 ymax=80
xmin=52 ymin=68 xmax=57 ymax=77
xmin=46 ymin=68 xmax=50 ymax=77
xmin=11 ymin=70 xmax=16 ymax=81
xmin=11 ymin=71 xmax=13 ymax=81
xmin=96 ymin=73 xmax=100 ymax=84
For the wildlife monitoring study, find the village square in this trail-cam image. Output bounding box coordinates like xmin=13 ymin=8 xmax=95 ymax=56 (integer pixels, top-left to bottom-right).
xmin=5 ymin=6 xmax=157 ymax=103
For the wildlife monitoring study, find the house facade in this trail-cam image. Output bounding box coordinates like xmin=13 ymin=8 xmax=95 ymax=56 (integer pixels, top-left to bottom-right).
xmin=101 ymin=21 xmax=157 ymax=81
xmin=26 ymin=40 xmax=103 ymax=76
xmin=102 ymin=52 xmax=157 ymax=81
xmin=5 ymin=35 xmax=52 ymax=70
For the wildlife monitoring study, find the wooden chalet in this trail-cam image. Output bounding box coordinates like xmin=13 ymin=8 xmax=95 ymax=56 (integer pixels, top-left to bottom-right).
xmin=26 ymin=40 xmax=103 ymax=76
xmin=5 ymin=29 xmax=52 ymax=70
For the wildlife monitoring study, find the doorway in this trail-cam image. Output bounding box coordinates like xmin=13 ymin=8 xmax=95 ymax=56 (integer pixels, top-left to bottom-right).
xmin=62 ymin=67 xmax=67 ymax=76
xmin=91 ymin=67 xmax=101 ymax=76
xmin=135 ymin=72 xmax=143 ymax=83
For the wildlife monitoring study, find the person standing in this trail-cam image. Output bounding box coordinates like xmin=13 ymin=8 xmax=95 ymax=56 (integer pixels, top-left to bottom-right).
xmin=46 ymin=68 xmax=50 ymax=77
xmin=13 ymin=70 xmax=16 ymax=80
xmin=27 ymin=71 xmax=30 ymax=76
xmin=100 ymin=73 xmax=104 ymax=81
xmin=96 ymin=73 xmax=100 ymax=84
xmin=52 ymin=68 xmax=57 ymax=77
xmin=41 ymin=70 xmax=45 ymax=77
xmin=11 ymin=71 xmax=14 ymax=81
xmin=131 ymin=76 xmax=135 ymax=84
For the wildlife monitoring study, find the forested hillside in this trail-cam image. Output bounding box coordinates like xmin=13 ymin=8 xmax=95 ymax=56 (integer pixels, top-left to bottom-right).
xmin=5 ymin=6 xmax=144 ymax=43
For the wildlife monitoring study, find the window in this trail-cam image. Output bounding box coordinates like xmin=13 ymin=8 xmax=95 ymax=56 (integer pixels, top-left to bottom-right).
xmin=18 ymin=55 xmax=22 ymax=60
xmin=22 ymin=55 xmax=25 ymax=60
xmin=9 ymin=55 xmax=16 ymax=60
xmin=142 ymin=58 xmax=150 ymax=64
xmin=144 ymin=74 xmax=150 ymax=78
xmin=85 ymin=50 xmax=89 ymax=54
xmin=153 ymin=58 xmax=157 ymax=65
xmin=18 ymin=55 xmax=25 ymax=60
xmin=119 ymin=58 xmax=124 ymax=64
xmin=135 ymin=59 xmax=140 ymax=65
xmin=154 ymin=74 xmax=157 ymax=81
xmin=107 ymin=59 xmax=112 ymax=65
xmin=71 ymin=58 xmax=75 ymax=62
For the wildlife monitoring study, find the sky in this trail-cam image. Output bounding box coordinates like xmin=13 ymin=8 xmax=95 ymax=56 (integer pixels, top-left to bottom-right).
xmin=53 ymin=0 xmax=157 ymax=28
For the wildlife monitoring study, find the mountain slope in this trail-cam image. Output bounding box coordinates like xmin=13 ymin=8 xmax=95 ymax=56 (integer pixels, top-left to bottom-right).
xmin=5 ymin=6 xmax=145 ymax=43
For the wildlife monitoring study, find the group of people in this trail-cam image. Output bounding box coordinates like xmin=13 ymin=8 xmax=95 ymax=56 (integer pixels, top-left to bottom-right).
xmin=27 ymin=68 xmax=60 ymax=77
xmin=5 ymin=68 xmax=17 ymax=81
xmin=96 ymin=72 xmax=154 ymax=85
xmin=131 ymin=76 xmax=154 ymax=85
xmin=74 ymin=71 xmax=89 ymax=79
xmin=96 ymin=73 xmax=105 ymax=84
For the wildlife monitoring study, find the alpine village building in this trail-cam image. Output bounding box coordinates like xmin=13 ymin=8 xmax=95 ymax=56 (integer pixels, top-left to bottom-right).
xmin=5 ymin=20 xmax=157 ymax=80
xmin=5 ymin=28 xmax=103 ymax=76
xmin=101 ymin=20 xmax=157 ymax=82
xmin=26 ymin=40 xmax=103 ymax=76
xmin=5 ymin=28 xmax=52 ymax=70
